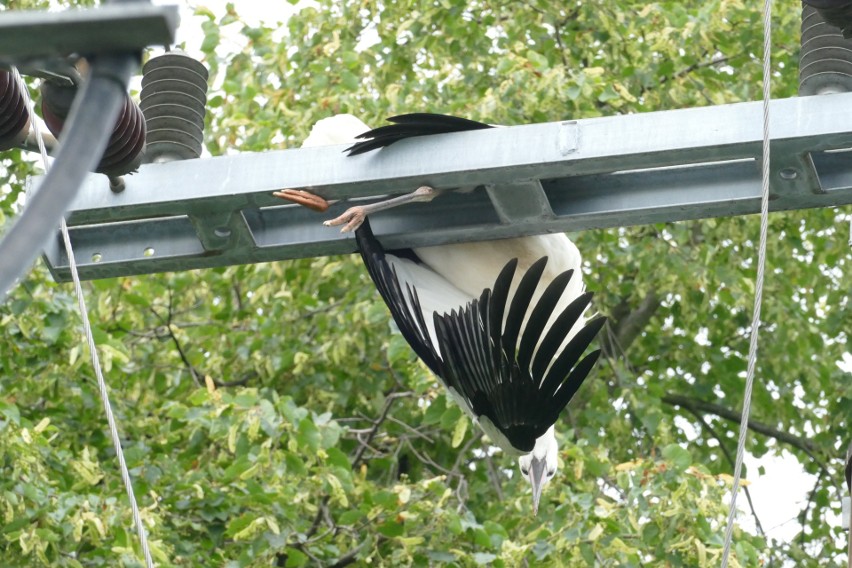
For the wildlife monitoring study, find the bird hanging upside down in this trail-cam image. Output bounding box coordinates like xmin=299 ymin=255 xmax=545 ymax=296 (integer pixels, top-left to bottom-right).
xmin=275 ymin=113 xmax=606 ymax=514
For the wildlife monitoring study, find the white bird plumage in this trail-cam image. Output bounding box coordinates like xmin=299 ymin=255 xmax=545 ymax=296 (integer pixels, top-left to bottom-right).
xmin=284 ymin=113 xmax=604 ymax=515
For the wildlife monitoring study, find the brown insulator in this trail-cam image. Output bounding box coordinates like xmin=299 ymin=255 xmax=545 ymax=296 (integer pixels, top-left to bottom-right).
xmin=40 ymin=79 xmax=146 ymax=175
xmin=97 ymin=95 xmax=147 ymax=176
xmin=0 ymin=70 xmax=32 ymax=152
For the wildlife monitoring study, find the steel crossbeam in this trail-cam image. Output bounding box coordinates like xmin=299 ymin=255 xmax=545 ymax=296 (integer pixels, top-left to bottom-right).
xmin=33 ymin=91 xmax=852 ymax=282
xmin=0 ymin=4 xmax=179 ymax=62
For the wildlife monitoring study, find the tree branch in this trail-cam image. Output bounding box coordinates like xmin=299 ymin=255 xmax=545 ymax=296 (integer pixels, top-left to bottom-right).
xmin=150 ymin=302 xmax=203 ymax=387
xmin=450 ymin=430 xmax=484 ymax=477
xmin=148 ymin=291 xmax=254 ymax=388
xmin=403 ymin=438 xmax=453 ymax=475
xmin=662 ymin=393 xmax=833 ymax=486
xmin=157 ymin=315 xmax=253 ymax=388
xmin=287 ymin=394 xmax=408 ymax=568
xmin=214 ymin=374 xmax=254 ymax=388
xmin=351 ymin=391 xmax=412 ymax=469
xmin=798 ymin=469 xmax=826 ymax=546
xmin=600 ymin=289 xmax=660 ymax=360
xmin=327 ymin=547 xmax=360 ymax=568
xmin=639 ymin=51 xmax=731 ymax=98
xmin=327 ymin=536 xmax=386 ymax=568
xmin=298 ymin=495 xmax=331 ymax=547
xmin=681 ymin=405 xmax=766 ymax=537
xmin=484 ymin=454 xmax=505 ymax=501
xmin=662 ymin=394 xmax=818 ymax=455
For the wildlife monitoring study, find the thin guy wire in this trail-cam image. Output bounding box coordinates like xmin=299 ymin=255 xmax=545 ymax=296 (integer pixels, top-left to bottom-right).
xmin=720 ymin=0 xmax=772 ymax=565
xmin=12 ymin=68 xmax=155 ymax=568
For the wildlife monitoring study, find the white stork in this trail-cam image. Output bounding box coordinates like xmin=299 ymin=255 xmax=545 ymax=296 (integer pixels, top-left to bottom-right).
xmin=275 ymin=114 xmax=605 ymax=514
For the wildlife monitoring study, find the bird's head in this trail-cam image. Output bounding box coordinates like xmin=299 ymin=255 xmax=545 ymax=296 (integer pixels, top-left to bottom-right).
xmin=518 ymin=426 xmax=558 ymax=515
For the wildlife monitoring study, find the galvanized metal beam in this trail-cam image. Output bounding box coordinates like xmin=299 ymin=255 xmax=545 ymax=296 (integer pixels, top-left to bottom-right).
xmin=0 ymin=4 xmax=179 ymax=62
xmin=35 ymin=92 xmax=852 ymax=282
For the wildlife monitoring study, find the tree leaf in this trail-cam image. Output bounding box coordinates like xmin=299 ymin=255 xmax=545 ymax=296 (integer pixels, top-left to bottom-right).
xmin=451 ymin=416 xmax=468 ymax=449
xmin=662 ymin=444 xmax=692 ymax=471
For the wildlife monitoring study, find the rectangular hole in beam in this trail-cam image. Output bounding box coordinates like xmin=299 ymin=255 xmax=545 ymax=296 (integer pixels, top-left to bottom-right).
xmin=811 ymin=149 xmax=852 ymax=192
xmin=543 ymin=159 xmax=759 ymax=222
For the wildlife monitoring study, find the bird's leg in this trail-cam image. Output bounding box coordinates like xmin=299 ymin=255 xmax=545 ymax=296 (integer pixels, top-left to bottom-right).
xmin=273 ymin=185 xmax=447 ymax=233
xmin=324 ymin=185 xmax=446 ymax=233
xmin=272 ymin=189 xmax=334 ymax=212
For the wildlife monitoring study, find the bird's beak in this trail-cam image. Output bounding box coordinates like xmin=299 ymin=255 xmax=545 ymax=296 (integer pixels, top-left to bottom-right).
xmin=529 ymin=456 xmax=547 ymax=516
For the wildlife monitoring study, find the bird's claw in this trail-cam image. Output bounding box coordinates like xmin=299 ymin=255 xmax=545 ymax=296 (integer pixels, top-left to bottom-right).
xmin=272 ymin=189 xmax=331 ymax=212
xmin=324 ymin=206 xmax=367 ymax=233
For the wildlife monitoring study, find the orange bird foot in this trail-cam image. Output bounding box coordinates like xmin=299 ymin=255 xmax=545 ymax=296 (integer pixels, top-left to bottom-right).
xmin=272 ymin=189 xmax=331 ymax=212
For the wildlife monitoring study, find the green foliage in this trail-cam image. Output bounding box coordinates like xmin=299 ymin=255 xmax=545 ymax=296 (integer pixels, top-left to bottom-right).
xmin=1 ymin=0 xmax=850 ymax=566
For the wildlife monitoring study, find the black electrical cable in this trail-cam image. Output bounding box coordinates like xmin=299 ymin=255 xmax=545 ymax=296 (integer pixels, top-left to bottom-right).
xmin=0 ymin=52 xmax=137 ymax=300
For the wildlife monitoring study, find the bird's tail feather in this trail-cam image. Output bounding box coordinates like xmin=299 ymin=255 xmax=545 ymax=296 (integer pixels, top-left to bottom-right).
xmin=346 ymin=112 xmax=492 ymax=156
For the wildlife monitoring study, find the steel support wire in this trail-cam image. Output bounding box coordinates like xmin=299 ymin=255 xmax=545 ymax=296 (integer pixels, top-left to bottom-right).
xmin=0 ymin=52 xmax=137 ymax=300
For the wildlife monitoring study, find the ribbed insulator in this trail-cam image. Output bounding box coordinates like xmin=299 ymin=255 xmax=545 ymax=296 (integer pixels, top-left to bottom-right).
xmin=140 ymin=51 xmax=208 ymax=162
xmin=800 ymin=2 xmax=852 ymax=94
xmin=803 ymin=1 xmax=852 ymax=37
xmin=41 ymin=80 xmax=147 ymax=176
xmin=0 ymin=70 xmax=32 ymax=152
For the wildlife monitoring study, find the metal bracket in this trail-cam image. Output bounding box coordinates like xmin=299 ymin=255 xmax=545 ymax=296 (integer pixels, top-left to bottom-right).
xmin=188 ymin=210 xmax=255 ymax=252
xmin=0 ymin=4 xmax=179 ymax=62
xmin=486 ymin=181 xmax=554 ymax=223
xmin=34 ymin=92 xmax=852 ymax=282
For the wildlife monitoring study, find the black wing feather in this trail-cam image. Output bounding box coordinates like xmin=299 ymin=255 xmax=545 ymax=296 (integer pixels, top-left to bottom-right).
xmin=489 ymin=259 xmax=516 ymax=351
xmin=545 ymin=350 xmax=602 ymax=424
xmin=433 ymin=257 xmax=597 ymax=451
xmin=501 ymin=257 xmax=548 ymax=359
xmin=354 ymin=172 xmax=604 ymax=453
xmin=516 ymin=269 xmax=575 ymax=376
xmin=355 ymin=220 xmax=443 ymax=376
xmin=531 ymin=292 xmax=595 ymax=380
xmin=540 ymin=316 xmax=607 ymax=398
xmin=346 ymin=112 xmax=493 ymax=156
xmin=387 ymin=112 xmax=493 ymax=129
